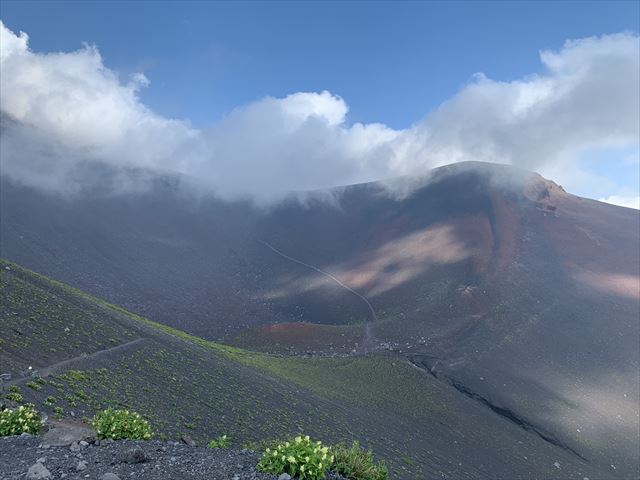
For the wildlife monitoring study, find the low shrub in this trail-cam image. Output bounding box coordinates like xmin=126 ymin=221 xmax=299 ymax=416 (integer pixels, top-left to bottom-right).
xmin=0 ymin=404 xmax=43 ymax=436
xmin=207 ymin=434 xmax=228 ymax=449
xmin=6 ymin=392 xmax=23 ymax=404
xmin=91 ymin=408 xmax=152 ymax=440
xmin=53 ymin=406 xmax=65 ymax=420
xmin=331 ymin=441 xmax=387 ymax=480
xmin=257 ymin=435 xmax=332 ymax=480
xmin=25 ymin=382 xmax=41 ymax=391
xmin=48 ymin=380 xmax=64 ymax=390
xmin=64 ymin=370 xmax=89 ymax=382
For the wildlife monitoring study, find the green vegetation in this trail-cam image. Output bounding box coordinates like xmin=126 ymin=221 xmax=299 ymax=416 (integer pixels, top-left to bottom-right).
xmin=53 ymin=406 xmax=65 ymax=420
xmin=44 ymin=396 xmax=56 ymax=406
xmin=92 ymin=408 xmax=152 ymax=440
xmin=207 ymin=434 xmax=229 ymax=449
xmin=6 ymin=392 xmax=23 ymax=403
xmin=257 ymin=435 xmax=333 ymax=480
xmin=254 ymin=437 xmax=388 ymax=480
xmin=119 ymin=311 xmax=442 ymax=422
xmin=332 ymin=441 xmax=388 ymax=480
xmin=62 ymin=370 xmax=90 ymax=382
xmin=4 ymin=258 xmax=540 ymax=479
xmin=0 ymin=260 xmax=138 ymax=376
xmin=0 ymin=404 xmax=43 ymax=436
xmin=1 ymin=259 xmax=431 ymax=477
xmin=3 ymin=259 xmax=433 ymax=422
xmin=25 ymin=382 xmax=41 ymax=391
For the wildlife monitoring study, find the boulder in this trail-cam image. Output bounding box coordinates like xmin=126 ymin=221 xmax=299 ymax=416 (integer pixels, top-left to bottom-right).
xmin=41 ymin=424 xmax=96 ymax=447
xmin=26 ymin=462 xmax=51 ymax=479
xmin=100 ymin=474 xmax=121 ymax=480
xmin=121 ymin=447 xmax=150 ymax=464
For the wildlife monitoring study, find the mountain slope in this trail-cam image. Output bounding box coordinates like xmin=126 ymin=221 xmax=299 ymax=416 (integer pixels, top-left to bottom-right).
xmin=1 ymin=161 xmax=638 ymax=477
xmin=0 ymin=259 xmax=614 ymax=480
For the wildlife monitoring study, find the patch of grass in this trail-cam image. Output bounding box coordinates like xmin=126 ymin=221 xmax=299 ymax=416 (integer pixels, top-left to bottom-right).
xmin=48 ymin=380 xmax=64 ymax=390
xmin=331 ymin=441 xmax=388 ymax=480
xmin=115 ymin=311 xmax=441 ymax=422
xmin=25 ymin=382 xmax=41 ymax=391
xmin=53 ymin=406 xmax=64 ymax=420
xmin=207 ymin=434 xmax=229 ymax=449
xmin=74 ymin=389 xmax=90 ymax=401
xmin=61 ymin=370 xmax=90 ymax=382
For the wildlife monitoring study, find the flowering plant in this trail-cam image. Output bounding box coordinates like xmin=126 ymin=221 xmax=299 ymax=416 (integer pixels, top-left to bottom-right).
xmin=0 ymin=404 xmax=43 ymax=436
xmin=92 ymin=408 xmax=152 ymax=440
xmin=257 ymin=435 xmax=333 ymax=480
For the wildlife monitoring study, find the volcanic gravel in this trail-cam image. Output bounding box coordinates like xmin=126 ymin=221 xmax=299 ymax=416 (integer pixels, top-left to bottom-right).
xmin=0 ymin=434 xmax=346 ymax=480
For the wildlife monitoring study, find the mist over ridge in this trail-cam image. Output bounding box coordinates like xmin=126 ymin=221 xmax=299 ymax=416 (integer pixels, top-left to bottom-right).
xmin=1 ymin=20 xmax=638 ymax=206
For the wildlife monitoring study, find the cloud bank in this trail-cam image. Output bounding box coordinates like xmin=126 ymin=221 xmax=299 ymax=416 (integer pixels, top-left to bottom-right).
xmin=1 ymin=20 xmax=638 ymax=205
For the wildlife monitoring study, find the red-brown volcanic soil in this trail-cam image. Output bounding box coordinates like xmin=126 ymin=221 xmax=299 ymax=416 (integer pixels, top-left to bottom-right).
xmin=229 ymin=321 xmax=365 ymax=354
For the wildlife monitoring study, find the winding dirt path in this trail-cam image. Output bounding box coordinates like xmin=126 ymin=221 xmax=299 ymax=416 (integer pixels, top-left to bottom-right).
xmin=258 ymin=240 xmax=378 ymax=322
xmin=5 ymin=338 xmax=146 ymax=387
xmin=260 ymin=240 xmax=378 ymax=353
xmin=259 ymin=240 xmax=378 ymax=322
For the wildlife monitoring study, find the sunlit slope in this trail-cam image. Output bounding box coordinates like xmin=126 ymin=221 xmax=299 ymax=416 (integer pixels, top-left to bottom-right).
xmin=0 ymin=260 xmax=612 ymax=479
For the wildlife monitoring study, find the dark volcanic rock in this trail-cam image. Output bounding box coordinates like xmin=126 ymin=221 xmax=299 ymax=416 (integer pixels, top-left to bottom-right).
xmin=180 ymin=434 xmax=197 ymax=447
xmin=0 ymin=435 xmax=348 ymax=480
xmin=121 ymin=447 xmax=150 ymax=464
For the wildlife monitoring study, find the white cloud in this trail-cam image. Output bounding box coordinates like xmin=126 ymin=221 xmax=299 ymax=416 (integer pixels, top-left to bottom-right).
xmin=0 ymin=20 xmax=638 ymax=204
xmin=0 ymin=23 xmax=195 ymax=175
xmin=392 ymin=34 xmax=639 ymax=187
xmin=599 ymin=195 xmax=640 ymax=210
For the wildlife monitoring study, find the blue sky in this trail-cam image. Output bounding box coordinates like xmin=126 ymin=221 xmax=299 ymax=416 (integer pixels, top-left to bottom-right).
xmin=3 ymin=1 xmax=638 ymax=128
xmin=0 ymin=1 xmax=638 ymax=205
